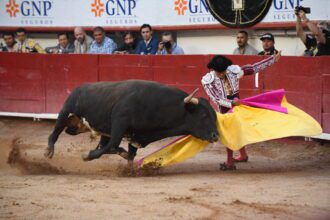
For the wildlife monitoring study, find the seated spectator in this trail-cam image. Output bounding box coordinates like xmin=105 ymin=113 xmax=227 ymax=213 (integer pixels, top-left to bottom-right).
xmin=74 ymin=27 xmax=93 ymax=54
xmin=45 ymin=32 xmax=74 ymax=54
xmin=89 ymin=26 xmax=117 ymax=54
xmin=135 ymin=24 xmax=158 ymax=55
xmin=258 ymin=33 xmax=278 ymax=55
xmin=13 ymin=28 xmax=45 ymax=53
xmin=1 ymin=32 xmax=16 ymax=52
xmin=114 ymin=31 xmax=137 ymax=54
xmin=157 ymin=32 xmax=184 ymax=55
xmin=296 ymin=9 xmax=330 ymax=56
xmin=233 ymin=31 xmax=258 ymax=55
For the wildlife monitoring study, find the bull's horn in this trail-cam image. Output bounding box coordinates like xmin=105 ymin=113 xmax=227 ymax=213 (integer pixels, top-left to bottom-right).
xmin=184 ymin=88 xmax=199 ymax=105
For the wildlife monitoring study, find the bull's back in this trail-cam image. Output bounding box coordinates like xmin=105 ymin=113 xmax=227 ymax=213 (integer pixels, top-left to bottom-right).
xmin=64 ymin=80 xmax=187 ymax=132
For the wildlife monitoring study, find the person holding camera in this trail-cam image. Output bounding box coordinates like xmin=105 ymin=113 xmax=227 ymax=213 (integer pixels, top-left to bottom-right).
xmin=13 ymin=28 xmax=45 ymax=53
xmin=157 ymin=32 xmax=184 ymax=55
xmin=45 ymin=32 xmax=75 ymax=54
xmin=296 ymin=6 xmax=330 ymax=56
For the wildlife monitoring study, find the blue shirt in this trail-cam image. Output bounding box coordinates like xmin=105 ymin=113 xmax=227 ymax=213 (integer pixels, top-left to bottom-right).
xmin=89 ymin=37 xmax=117 ymax=54
xmin=135 ymin=37 xmax=159 ymax=55
xmin=159 ymin=43 xmax=184 ymax=55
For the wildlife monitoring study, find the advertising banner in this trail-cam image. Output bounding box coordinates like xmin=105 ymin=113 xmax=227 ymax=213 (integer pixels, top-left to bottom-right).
xmin=0 ymin=0 xmax=329 ymax=29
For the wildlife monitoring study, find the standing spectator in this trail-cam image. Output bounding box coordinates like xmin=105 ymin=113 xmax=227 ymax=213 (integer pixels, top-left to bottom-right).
xmin=135 ymin=24 xmax=158 ymax=55
xmin=13 ymin=28 xmax=45 ymax=53
xmin=89 ymin=27 xmax=117 ymax=54
xmin=45 ymin=32 xmax=74 ymax=54
xmin=233 ymin=31 xmax=258 ymax=55
xmin=73 ymin=27 xmax=93 ymax=54
xmin=296 ymin=9 xmax=330 ymax=56
xmin=1 ymin=32 xmax=16 ymax=52
xmin=157 ymin=32 xmax=184 ymax=55
xmin=258 ymin=33 xmax=278 ymax=55
xmin=114 ymin=31 xmax=137 ymax=54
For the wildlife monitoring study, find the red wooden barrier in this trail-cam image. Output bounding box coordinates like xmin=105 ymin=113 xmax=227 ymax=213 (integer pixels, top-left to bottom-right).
xmin=0 ymin=53 xmax=329 ymax=132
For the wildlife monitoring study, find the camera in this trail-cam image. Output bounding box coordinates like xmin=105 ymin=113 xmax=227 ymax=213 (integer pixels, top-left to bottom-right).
xmin=162 ymin=41 xmax=172 ymax=49
xmin=25 ymin=46 xmax=38 ymax=53
xmin=295 ymin=6 xmax=311 ymax=15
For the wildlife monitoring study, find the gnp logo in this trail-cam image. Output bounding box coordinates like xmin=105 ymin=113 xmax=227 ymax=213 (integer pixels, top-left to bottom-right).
xmin=175 ymin=0 xmax=209 ymax=16
xmin=91 ymin=0 xmax=136 ymax=17
xmin=272 ymin=0 xmax=304 ymax=21
xmin=5 ymin=0 xmax=52 ymax=17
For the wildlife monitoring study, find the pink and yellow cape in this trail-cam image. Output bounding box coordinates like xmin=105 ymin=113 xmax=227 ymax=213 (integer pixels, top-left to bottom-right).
xmin=137 ymin=89 xmax=322 ymax=167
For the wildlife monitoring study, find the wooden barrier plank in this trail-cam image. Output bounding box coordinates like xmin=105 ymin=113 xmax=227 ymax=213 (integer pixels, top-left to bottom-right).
xmin=44 ymin=54 xmax=98 ymax=113
xmin=0 ymin=53 xmax=45 ymax=113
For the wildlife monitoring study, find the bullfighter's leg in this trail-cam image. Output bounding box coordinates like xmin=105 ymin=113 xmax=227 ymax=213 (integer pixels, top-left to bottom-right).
xmin=82 ymin=122 xmax=126 ymax=161
xmin=45 ymin=110 xmax=69 ymax=158
xmin=234 ymin=147 xmax=249 ymax=162
xmin=95 ymin=135 xmax=128 ymax=159
xmin=220 ymin=148 xmax=236 ymax=171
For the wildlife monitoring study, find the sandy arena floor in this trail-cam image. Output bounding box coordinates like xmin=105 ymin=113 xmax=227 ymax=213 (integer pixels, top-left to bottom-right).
xmin=0 ymin=117 xmax=329 ymax=220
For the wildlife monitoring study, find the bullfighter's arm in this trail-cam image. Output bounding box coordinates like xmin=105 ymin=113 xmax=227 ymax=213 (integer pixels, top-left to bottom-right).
xmin=202 ymin=83 xmax=233 ymax=109
xmin=241 ymin=55 xmax=277 ymax=76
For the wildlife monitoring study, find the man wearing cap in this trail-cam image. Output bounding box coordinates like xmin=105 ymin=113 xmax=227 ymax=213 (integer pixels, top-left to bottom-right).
xmin=296 ymin=9 xmax=330 ymax=56
xmin=201 ymin=52 xmax=281 ymax=170
xmin=258 ymin=33 xmax=278 ymax=55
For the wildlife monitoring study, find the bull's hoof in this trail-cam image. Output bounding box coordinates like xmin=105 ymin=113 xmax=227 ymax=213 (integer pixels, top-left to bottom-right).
xmin=44 ymin=148 xmax=54 ymax=159
xmin=219 ymin=163 xmax=236 ymax=171
xmin=81 ymin=153 xmax=92 ymax=161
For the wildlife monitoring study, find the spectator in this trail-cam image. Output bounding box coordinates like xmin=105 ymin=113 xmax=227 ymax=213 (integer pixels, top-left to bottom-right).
xmin=45 ymin=32 xmax=74 ymax=54
xmin=89 ymin=26 xmax=117 ymax=54
xmin=258 ymin=33 xmax=278 ymax=55
xmin=1 ymin=32 xmax=16 ymax=52
xmin=233 ymin=31 xmax=258 ymax=55
xmin=73 ymin=27 xmax=93 ymax=54
xmin=135 ymin=24 xmax=158 ymax=55
xmin=114 ymin=31 xmax=137 ymax=54
xmin=13 ymin=28 xmax=45 ymax=53
xmin=157 ymin=32 xmax=184 ymax=55
xmin=296 ymin=9 xmax=330 ymax=56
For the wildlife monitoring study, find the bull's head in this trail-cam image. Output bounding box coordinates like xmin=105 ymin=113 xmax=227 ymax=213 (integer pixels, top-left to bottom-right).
xmin=184 ymin=89 xmax=219 ymax=143
xmin=65 ymin=114 xmax=90 ymax=135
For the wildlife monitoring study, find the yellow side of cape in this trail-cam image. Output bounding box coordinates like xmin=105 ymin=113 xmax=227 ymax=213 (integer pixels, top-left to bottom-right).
xmin=140 ymin=97 xmax=322 ymax=167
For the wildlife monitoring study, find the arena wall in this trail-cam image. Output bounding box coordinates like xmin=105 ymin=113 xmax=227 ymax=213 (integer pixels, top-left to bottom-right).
xmin=0 ymin=53 xmax=329 ymax=132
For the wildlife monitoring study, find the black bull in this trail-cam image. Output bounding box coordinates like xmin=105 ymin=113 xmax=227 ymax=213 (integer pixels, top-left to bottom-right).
xmin=45 ymin=80 xmax=219 ymax=162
